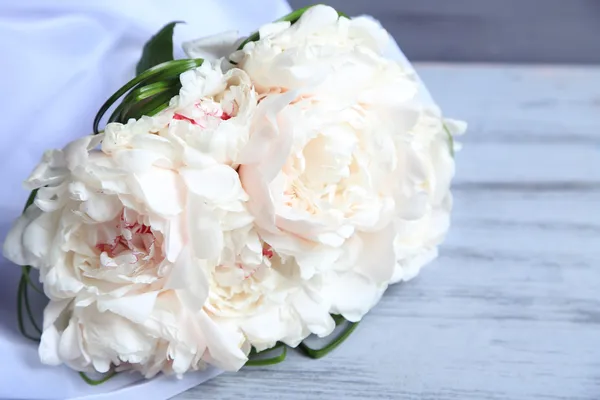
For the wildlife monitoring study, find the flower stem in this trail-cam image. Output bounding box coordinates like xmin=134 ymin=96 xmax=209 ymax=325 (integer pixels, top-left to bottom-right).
xmin=79 ymin=371 xmax=117 ymax=386
xmin=298 ymin=321 xmax=359 ymax=359
xmin=16 ymin=277 xmax=41 ymax=342
xmin=22 ymin=265 xmax=44 ymax=296
xmin=246 ymin=343 xmax=287 ymax=366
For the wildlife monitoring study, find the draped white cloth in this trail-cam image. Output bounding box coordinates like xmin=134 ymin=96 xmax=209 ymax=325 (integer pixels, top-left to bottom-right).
xmin=0 ymin=1 xmax=291 ymax=399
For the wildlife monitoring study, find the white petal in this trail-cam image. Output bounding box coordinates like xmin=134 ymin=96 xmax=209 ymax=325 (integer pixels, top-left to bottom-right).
xmin=96 ymin=292 xmax=159 ymax=324
xmin=183 ymin=30 xmax=240 ymax=59
xmin=238 ymin=166 xmax=277 ymax=232
xmin=39 ymin=325 xmax=62 ymax=366
xmin=323 ymin=272 xmax=384 ymax=322
xmin=58 ymin=319 xmax=84 ymax=363
xmin=22 ymin=210 xmax=58 ymax=264
xmin=2 ymin=205 xmax=42 ymax=266
xmin=187 ymin=199 xmax=224 ymax=260
xmin=179 ymin=165 xmax=242 ymax=202
xmin=165 ymin=247 xmax=209 ymax=311
xmin=165 ymin=215 xmax=185 ymax=262
xmin=354 ymin=224 xmax=396 ymax=284
xmin=196 ymin=311 xmax=247 ymax=371
xmin=291 ymin=290 xmax=335 ymax=337
xmin=258 ymin=21 xmax=291 ymax=40
xmin=136 ymin=167 xmax=184 ymax=216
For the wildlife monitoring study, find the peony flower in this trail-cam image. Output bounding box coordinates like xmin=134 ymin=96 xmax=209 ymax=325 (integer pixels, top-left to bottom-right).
xmin=160 ymin=61 xmax=336 ymax=352
xmin=231 ymin=5 xmax=467 ymax=321
xmin=2 ymin=62 xmax=261 ymax=375
xmin=204 ymin=224 xmax=335 ymax=352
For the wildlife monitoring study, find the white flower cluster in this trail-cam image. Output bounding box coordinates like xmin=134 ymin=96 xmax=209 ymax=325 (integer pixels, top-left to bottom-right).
xmin=3 ymin=5 xmax=465 ymax=377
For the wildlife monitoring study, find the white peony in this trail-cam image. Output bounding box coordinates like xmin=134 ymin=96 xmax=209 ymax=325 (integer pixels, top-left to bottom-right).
xmin=2 ymin=61 xmax=262 ymax=375
xmin=231 ymin=5 xmax=467 ymax=321
xmin=162 ymin=62 xmax=336 ymax=352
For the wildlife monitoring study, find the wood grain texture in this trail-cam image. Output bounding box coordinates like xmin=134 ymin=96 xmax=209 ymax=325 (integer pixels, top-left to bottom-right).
xmin=176 ymin=65 xmax=600 ymax=400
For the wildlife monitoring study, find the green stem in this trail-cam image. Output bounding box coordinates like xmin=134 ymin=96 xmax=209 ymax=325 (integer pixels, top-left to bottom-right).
xmin=16 ymin=277 xmax=41 ymax=342
xmin=22 ymin=278 xmax=42 ymax=334
xmin=22 ymin=265 xmax=44 ymax=296
xmin=245 ymin=345 xmax=287 ymax=367
xmin=331 ymin=314 xmax=345 ymax=325
xmin=79 ymin=370 xmax=117 ymax=386
xmin=23 ymin=189 xmax=38 ymax=212
xmin=298 ymin=321 xmax=359 ymax=359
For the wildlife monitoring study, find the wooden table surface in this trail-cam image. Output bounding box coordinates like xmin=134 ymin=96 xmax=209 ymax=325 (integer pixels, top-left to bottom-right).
xmin=176 ymin=64 xmax=600 ymax=400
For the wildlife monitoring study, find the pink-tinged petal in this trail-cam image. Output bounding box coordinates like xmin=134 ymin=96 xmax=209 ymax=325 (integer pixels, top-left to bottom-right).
xmin=353 ymin=223 xmax=396 ymax=284
xmin=96 ymin=292 xmax=159 ymax=324
xmin=136 ymin=167 xmax=184 ymax=216
xmin=187 ymin=199 xmax=224 ymax=260
xmin=196 ymin=310 xmax=247 ymax=371
xmin=114 ymin=149 xmax=172 ymax=173
xmin=238 ymin=165 xmax=277 ymax=233
xmin=258 ymin=107 xmax=295 ymax=183
xmin=80 ymin=192 xmax=122 ymax=222
xmin=237 ymin=91 xmax=297 ymax=169
xmin=179 ymin=165 xmax=242 ymax=202
xmin=165 ymin=215 xmax=185 ymax=262
xmin=2 ymin=205 xmax=42 ymax=266
xmin=165 ymin=247 xmax=209 ymax=311
xmin=275 ymin=211 xmax=322 ymax=239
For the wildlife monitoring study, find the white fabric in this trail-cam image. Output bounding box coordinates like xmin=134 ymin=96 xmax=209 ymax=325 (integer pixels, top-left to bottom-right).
xmin=0 ymin=1 xmax=291 ymax=399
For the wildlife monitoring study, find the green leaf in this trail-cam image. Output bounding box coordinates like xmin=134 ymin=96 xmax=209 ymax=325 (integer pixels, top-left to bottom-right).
xmin=23 ymin=189 xmax=37 ymax=212
xmin=237 ymin=5 xmax=349 ymax=50
xmin=120 ymin=86 xmax=180 ymax=121
xmin=93 ymin=58 xmax=203 ymax=133
xmin=136 ymin=22 xmax=182 ymax=76
xmin=298 ymin=321 xmax=359 ymax=359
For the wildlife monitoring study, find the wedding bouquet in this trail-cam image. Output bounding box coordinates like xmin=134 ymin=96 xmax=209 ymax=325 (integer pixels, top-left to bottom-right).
xmin=3 ymin=3 xmax=465 ymax=388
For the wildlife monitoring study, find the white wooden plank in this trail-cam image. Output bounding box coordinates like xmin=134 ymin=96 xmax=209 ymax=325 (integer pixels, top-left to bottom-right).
xmin=178 ymin=65 xmax=600 ymax=400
